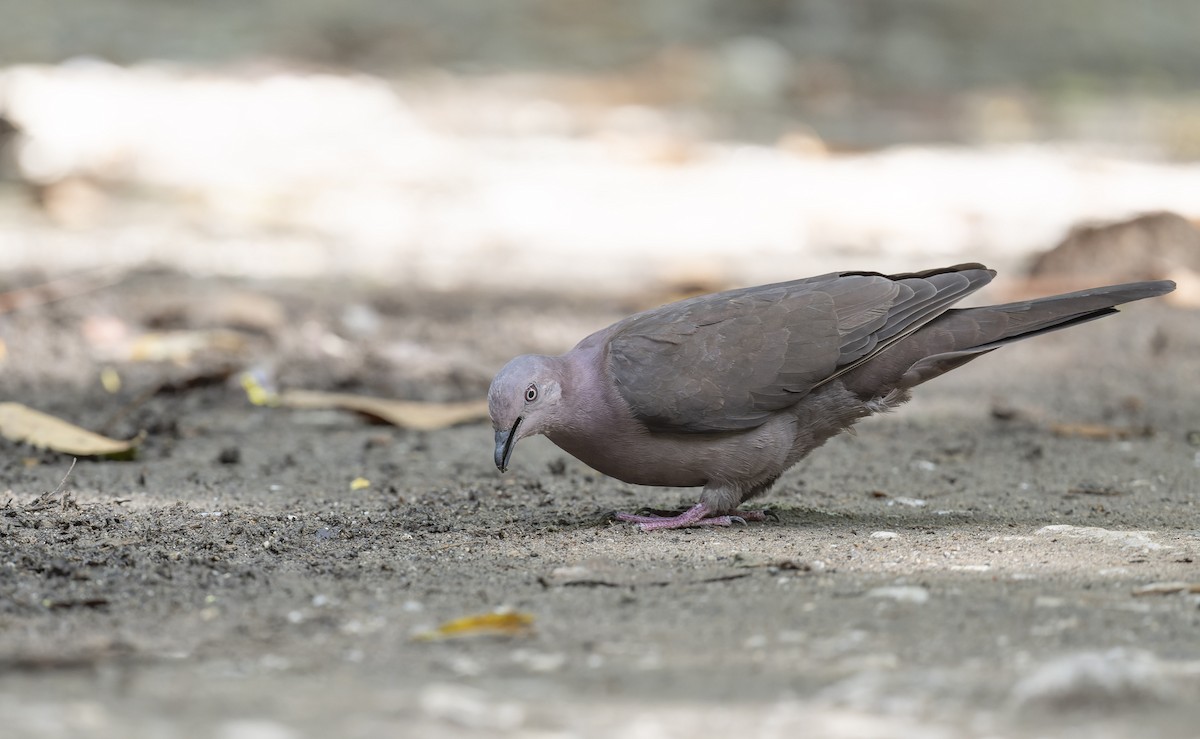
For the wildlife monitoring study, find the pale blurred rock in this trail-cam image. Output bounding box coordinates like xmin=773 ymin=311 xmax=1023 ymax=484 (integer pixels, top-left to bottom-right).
xmin=715 ymin=36 xmax=794 ymax=102
xmin=1026 ymin=211 xmax=1200 ymax=306
xmin=216 ymin=720 xmax=300 ymax=739
xmin=187 ymin=293 xmax=288 ymax=334
xmin=418 ymin=683 xmax=526 ymax=731
xmin=866 ymin=585 xmax=929 ymax=604
xmin=1035 ymin=525 xmax=1165 ymax=551
xmin=36 ymin=176 xmax=107 ymax=227
xmin=1011 ymin=649 xmax=1179 ymax=710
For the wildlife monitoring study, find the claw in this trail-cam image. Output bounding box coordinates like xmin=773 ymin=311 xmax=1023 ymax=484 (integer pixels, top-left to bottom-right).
xmin=612 ymin=502 xmax=767 ymax=531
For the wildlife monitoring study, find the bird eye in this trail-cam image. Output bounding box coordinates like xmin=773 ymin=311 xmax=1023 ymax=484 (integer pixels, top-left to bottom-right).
xmin=524 ymin=384 xmax=538 ymax=403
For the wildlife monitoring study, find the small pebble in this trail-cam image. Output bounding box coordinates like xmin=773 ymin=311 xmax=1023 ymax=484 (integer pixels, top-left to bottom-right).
xmin=419 ymin=684 xmax=525 ymax=730
xmin=217 ymin=720 xmax=299 ymax=739
xmin=510 ymin=649 xmax=567 ymax=673
xmin=866 ymin=585 xmax=930 ymax=604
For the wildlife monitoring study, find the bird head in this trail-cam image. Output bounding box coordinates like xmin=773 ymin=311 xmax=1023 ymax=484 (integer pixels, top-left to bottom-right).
xmin=487 ymin=354 xmax=564 ymax=472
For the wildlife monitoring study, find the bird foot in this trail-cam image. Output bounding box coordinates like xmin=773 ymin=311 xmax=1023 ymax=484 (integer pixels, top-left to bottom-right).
xmin=614 ymin=503 xmax=768 ymax=531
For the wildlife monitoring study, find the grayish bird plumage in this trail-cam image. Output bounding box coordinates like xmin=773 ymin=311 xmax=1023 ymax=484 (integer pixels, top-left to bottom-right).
xmin=487 ymin=264 xmax=1175 ymax=530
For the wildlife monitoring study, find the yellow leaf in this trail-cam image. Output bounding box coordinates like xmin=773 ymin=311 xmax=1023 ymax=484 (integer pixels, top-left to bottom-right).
xmin=0 ymin=403 xmax=141 ymax=457
xmin=350 ymin=476 xmax=370 ymax=491
xmin=240 ymin=372 xmax=279 ymax=407
xmin=414 ymin=610 xmax=535 ymax=641
xmin=278 ymin=390 xmax=488 ymax=430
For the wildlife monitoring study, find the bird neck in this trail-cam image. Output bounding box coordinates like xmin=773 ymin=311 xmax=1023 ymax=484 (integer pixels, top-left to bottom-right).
xmin=551 ymin=347 xmax=615 ymax=436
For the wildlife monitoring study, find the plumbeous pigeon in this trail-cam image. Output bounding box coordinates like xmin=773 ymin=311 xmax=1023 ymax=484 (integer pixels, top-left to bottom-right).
xmin=487 ymin=264 xmax=1174 ymax=531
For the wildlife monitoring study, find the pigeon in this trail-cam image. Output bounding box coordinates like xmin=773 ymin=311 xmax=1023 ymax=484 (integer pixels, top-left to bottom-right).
xmin=488 ymin=264 xmax=1174 ymax=531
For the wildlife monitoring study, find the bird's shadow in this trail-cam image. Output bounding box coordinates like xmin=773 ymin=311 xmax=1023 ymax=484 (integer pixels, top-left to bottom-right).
xmin=583 ymin=503 xmax=1047 ymax=533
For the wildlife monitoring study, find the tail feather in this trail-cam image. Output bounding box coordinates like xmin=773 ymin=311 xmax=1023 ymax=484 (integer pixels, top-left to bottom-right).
xmin=960 ymin=280 xmax=1176 ymax=348
xmin=843 ymin=279 xmax=1176 ymax=394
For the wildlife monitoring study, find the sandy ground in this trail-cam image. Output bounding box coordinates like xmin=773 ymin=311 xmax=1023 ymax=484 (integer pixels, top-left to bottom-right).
xmin=1 ymin=271 xmax=1198 ymax=739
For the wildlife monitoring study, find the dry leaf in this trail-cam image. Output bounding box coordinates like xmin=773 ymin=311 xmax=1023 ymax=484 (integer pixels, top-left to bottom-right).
xmin=1049 ymin=423 xmax=1152 ymax=441
xmin=278 ymin=390 xmax=488 ymax=430
xmin=414 ymin=610 xmax=534 ymax=641
xmin=1131 ymin=582 xmax=1200 ymax=597
xmin=128 ymin=330 xmax=248 ymax=363
xmin=1065 ymin=484 xmax=1125 ymax=496
xmin=538 ymin=564 xmax=751 ymax=588
xmin=539 ymin=565 xmax=622 ymax=588
xmin=0 ymin=403 xmax=141 ymax=457
xmin=184 ymin=292 xmax=287 ymax=334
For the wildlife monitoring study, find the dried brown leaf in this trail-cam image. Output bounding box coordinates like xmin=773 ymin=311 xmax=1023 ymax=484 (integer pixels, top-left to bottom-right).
xmin=1049 ymin=423 xmax=1152 ymax=441
xmin=0 ymin=403 xmax=140 ymax=457
xmin=127 ymin=330 xmax=248 ymax=363
xmin=277 ymin=390 xmax=488 ymax=430
xmin=1131 ymin=582 xmax=1200 ymax=597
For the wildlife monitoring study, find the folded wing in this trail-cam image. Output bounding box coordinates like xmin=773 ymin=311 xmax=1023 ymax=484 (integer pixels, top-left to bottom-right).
xmin=607 ymin=264 xmax=995 ymax=432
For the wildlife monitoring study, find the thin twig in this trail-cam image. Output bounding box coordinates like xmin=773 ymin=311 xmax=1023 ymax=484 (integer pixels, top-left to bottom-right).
xmin=51 ymin=458 xmax=77 ymax=496
xmin=0 ymin=267 xmax=125 ymax=314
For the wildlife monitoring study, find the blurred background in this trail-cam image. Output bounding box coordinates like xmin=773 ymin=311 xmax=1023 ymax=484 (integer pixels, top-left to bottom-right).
xmin=5 ymin=8 xmax=1200 ymax=737
xmin=1 ymin=0 xmax=1199 ymax=293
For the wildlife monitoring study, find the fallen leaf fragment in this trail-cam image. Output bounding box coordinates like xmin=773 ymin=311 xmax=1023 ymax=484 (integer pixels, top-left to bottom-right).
xmin=1066 ymin=484 xmax=1124 ymax=496
xmin=185 ymin=292 xmax=287 ymax=334
xmin=1049 ymin=423 xmax=1152 ymax=441
xmin=539 ymin=565 xmax=621 ymax=588
xmin=732 ymin=553 xmax=813 ymax=571
xmin=1131 ymin=582 xmax=1200 ymax=597
xmin=128 ymin=329 xmax=248 ymax=363
xmin=279 ymin=390 xmax=488 ymax=430
xmin=414 ymin=611 xmax=534 ymax=641
xmin=538 ymin=564 xmax=751 ymax=588
xmin=0 ymin=403 xmax=141 ymax=457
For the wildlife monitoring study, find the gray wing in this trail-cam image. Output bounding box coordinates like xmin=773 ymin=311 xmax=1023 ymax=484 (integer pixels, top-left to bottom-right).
xmin=606 ymin=264 xmax=995 ymax=433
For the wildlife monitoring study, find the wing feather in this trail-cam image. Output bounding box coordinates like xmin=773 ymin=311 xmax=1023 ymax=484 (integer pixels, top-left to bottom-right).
xmin=607 ymin=264 xmax=994 ymax=432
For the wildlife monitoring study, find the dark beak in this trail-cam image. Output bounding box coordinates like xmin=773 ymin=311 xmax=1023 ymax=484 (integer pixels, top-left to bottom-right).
xmin=494 ymin=418 xmax=521 ymax=472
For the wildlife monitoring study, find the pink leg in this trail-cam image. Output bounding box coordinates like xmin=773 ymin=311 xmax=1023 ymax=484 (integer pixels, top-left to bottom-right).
xmin=614 ymin=503 xmax=768 ymax=531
